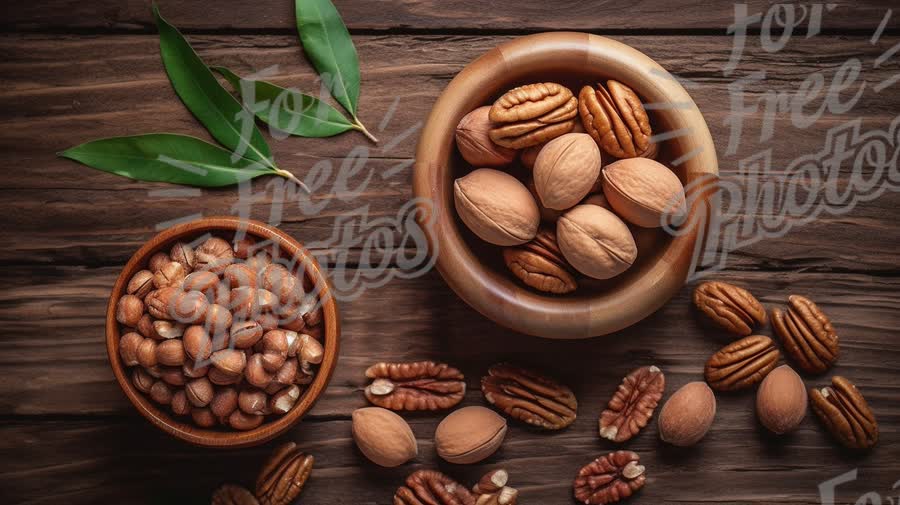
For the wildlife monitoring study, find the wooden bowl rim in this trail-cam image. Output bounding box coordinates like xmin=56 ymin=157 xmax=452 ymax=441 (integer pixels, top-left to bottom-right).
xmin=105 ymin=216 xmax=340 ymax=448
xmin=413 ymin=32 xmax=719 ymax=339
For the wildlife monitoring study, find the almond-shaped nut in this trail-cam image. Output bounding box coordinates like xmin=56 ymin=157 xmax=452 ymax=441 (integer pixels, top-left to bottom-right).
xmin=185 ymin=377 xmax=214 ymax=408
xmin=153 ymin=261 xmax=186 ymax=289
xmin=156 ymin=339 xmax=186 ymax=367
xmin=756 ymin=365 xmax=807 ymax=435
xmin=116 ymin=294 xmax=144 ymax=328
xmin=132 ymin=367 xmax=155 ymax=393
xmin=127 ymin=270 xmax=155 ymax=300
xmin=183 ymin=270 xmax=219 ymax=293
xmin=119 ymin=332 xmax=143 ymax=366
xmin=557 ymin=204 xmax=636 ymax=279
xmin=211 ymin=349 xmax=247 ymax=376
xmin=435 ymin=406 xmax=507 ymax=464
xmin=456 ymin=106 xmax=517 ymax=167
xmin=210 ymin=386 xmax=239 ymax=419
xmin=224 ymin=263 xmax=258 ymax=290
xmin=658 ymin=381 xmax=716 ymax=447
xmin=170 ymin=389 xmax=192 ymax=416
xmin=170 ymin=242 xmax=196 ymax=273
xmin=239 ymin=388 xmax=269 ymax=415
xmin=534 ymin=133 xmax=602 ymax=210
xmin=601 ymin=158 xmax=686 ymax=228
xmin=454 ymin=168 xmax=540 ymax=246
xmin=352 ymin=407 xmax=418 ymax=467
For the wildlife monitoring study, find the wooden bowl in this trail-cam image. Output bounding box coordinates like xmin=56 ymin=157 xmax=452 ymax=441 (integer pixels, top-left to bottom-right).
xmin=413 ymin=32 xmax=719 ymax=339
xmin=105 ymin=216 xmax=340 ymax=448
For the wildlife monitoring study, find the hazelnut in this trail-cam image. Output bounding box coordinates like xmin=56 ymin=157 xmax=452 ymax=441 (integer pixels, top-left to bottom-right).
xmin=232 ymin=237 xmax=257 ymax=259
xmin=136 ymin=314 xmax=155 ymax=338
xmin=152 ymin=261 xmax=186 ymax=289
xmin=156 ymin=339 xmax=186 ymax=367
xmin=298 ymin=295 xmax=323 ymax=327
xmin=260 ymin=331 xmax=289 ymax=372
xmin=224 ymin=264 xmax=257 ymax=289
xmin=208 ymin=366 xmax=241 ymax=386
xmin=228 ymin=409 xmax=264 ymax=431
xmin=185 ymin=377 xmax=214 ymax=407
xmin=144 ymin=365 xmax=163 ymax=378
xmin=210 ymin=282 xmax=231 ymax=306
xmin=265 ymin=381 xmax=286 ymax=395
xmin=170 ymin=242 xmax=196 ymax=273
xmin=229 ymin=287 xmax=260 ymax=320
xmin=205 ymin=304 xmax=232 ymax=335
xmin=159 ymin=366 xmax=186 ymax=386
xmin=171 ymin=390 xmax=192 ymax=416
xmin=210 ymin=387 xmax=238 ymax=418
xmin=298 ymin=334 xmax=324 ymax=365
xmin=273 ymin=359 xmax=298 ymax=387
xmin=231 ymin=320 xmax=264 ymax=349
xmin=195 ymin=237 xmax=234 ymax=274
xmin=238 ymin=388 xmax=269 ymax=415
xmin=149 ymin=381 xmax=173 ymax=405
xmin=136 ymin=338 xmax=158 ymax=368
xmin=127 ymin=270 xmax=155 ymax=299
xmin=182 ymin=326 xmax=212 ymax=361
xmin=119 ymin=332 xmax=143 ymax=366
xmin=152 ymin=320 xmax=185 ymax=339
xmin=131 ymin=367 xmax=155 ymax=393
xmin=257 ymin=289 xmax=279 ymax=312
xmin=182 ymin=358 xmax=209 ymax=379
xmin=245 ymin=251 xmax=273 ymax=273
xmin=191 ymin=407 xmax=217 ymax=428
xmin=281 ymin=316 xmax=306 ymax=333
xmin=116 ymin=294 xmax=144 ymax=328
xmin=270 ymin=385 xmax=301 ymax=414
xmin=257 ymin=312 xmax=279 ymax=332
xmin=283 ymin=331 xmax=301 ymax=357
xmin=148 ymin=252 xmax=170 ymax=273
xmin=183 ymin=271 xmax=219 ymax=293
xmin=211 ymin=332 xmax=231 ymax=353
xmin=295 ymin=360 xmax=315 ymax=385
xmin=170 ymin=290 xmax=209 ymax=324
xmin=261 ymin=264 xmax=299 ymax=302
xmin=211 ymin=349 xmax=247 ymax=376
xmin=246 ymin=353 xmax=275 ymax=388
xmin=146 ymin=287 xmax=179 ymax=320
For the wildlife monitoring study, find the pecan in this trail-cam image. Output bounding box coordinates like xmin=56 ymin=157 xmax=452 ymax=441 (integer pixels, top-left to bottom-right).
xmin=473 ymin=469 xmax=518 ymax=505
xmin=254 ymin=442 xmax=314 ymax=505
xmin=394 ymin=470 xmax=476 ymax=505
xmin=573 ymin=451 xmax=646 ymax=505
xmin=578 ymin=81 xmax=652 ymax=159
xmin=481 ymin=363 xmax=577 ymax=430
xmin=599 ymin=366 xmax=665 ymax=442
xmin=503 ymin=227 xmax=577 ymax=294
xmin=489 ymin=83 xmax=578 ymax=148
xmin=771 ymin=295 xmax=839 ymax=374
xmin=693 ymin=281 xmax=767 ymax=336
xmin=365 ymin=361 xmax=466 ymax=411
xmin=704 ymin=335 xmax=780 ymax=392
xmin=810 ymin=376 xmax=878 ymax=449
xmin=212 ymin=484 xmax=259 ymax=505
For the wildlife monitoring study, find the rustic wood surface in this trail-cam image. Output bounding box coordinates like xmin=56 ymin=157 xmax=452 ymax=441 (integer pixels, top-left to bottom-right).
xmin=2 ymin=1 xmax=899 ymax=504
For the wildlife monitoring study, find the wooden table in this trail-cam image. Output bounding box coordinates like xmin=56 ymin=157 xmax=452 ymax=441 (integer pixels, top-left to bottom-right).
xmin=3 ymin=2 xmax=899 ymax=504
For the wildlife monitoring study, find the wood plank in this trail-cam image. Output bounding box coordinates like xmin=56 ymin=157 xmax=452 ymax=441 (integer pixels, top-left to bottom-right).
xmin=4 ymin=0 xmax=898 ymax=32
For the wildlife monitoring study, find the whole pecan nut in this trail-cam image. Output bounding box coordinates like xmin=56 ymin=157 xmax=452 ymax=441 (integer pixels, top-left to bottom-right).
xmin=212 ymin=484 xmax=259 ymax=505
xmin=693 ymin=281 xmax=767 ymax=336
xmin=473 ymin=469 xmax=518 ymax=505
xmin=599 ymin=366 xmax=665 ymax=442
xmin=365 ymin=361 xmax=466 ymax=411
xmin=489 ymin=83 xmax=578 ymax=149
xmin=481 ymin=363 xmax=577 ymax=430
xmin=704 ymin=335 xmax=780 ymax=391
xmin=503 ymin=227 xmax=577 ymax=294
xmin=809 ymin=376 xmax=877 ymax=449
xmin=578 ymin=80 xmax=652 ymax=159
xmin=255 ymin=442 xmax=314 ymax=505
xmin=771 ymin=295 xmax=839 ymax=374
xmin=394 ymin=470 xmax=475 ymax=505
xmin=573 ymin=451 xmax=646 ymax=505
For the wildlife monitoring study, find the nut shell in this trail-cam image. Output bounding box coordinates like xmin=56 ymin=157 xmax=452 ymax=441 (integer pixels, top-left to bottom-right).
xmin=658 ymin=381 xmax=716 ymax=447
xmin=455 ymin=106 xmax=517 ymax=167
xmin=756 ymin=365 xmax=807 ymax=435
xmin=533 ymin=133 xmax=601 ymax=210
xmin=435 ymin=406 xmax=507 ymax=464
xmin=602 ymin=158 xmax=686 ymax=228
xmin=454 ymin=168 xmax=540 ymax=246
xmin=352 ymin=407 xmax=418 ymax=467
xmin=557 ymin=205 xmax=636 ymax=279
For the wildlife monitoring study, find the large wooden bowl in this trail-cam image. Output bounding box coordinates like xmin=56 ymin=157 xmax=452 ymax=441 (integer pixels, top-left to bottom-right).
xmin=413 ymin=32 xmax=718 ymax=339
xmin=105 ymin=217 xmax=340 ymax=448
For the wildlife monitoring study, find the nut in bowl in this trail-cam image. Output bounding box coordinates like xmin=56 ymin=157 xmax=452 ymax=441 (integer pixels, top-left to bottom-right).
xmin=106 ymin=217 xmax=340 ymax=448
xmin=413 ymin=32 xmax=718 ymax=338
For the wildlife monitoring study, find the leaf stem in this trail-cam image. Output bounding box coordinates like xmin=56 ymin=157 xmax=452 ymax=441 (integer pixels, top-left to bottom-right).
xmin=353 ymin=118 xmax=379 ymax=144
xmin=275 ymin=168 xmax=311 ymax=193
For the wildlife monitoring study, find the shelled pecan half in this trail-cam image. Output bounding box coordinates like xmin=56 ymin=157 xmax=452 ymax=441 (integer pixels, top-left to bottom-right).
xmin=255 ymin=442 xmax=314 ymax=505
xmin=578 ymin=80 xmax=652 ymax=159
xmin=489 ymin=83 xmax=578 ymax=149
xmin=503 ymin=227 xmax=577 ymax=294
xmin=693 ymin=281 xmax=767 ymax=336
xmin=599 ymin=366 xmax=665 ymax=442
xmin=704 ymin=335 xmax=780 ymax=392
xmin=771 ymin=295 xmax=839 ymax=374
xmin=481 ymin=363 xmax=577 ymax=430
xmin=573 ymin=451 xmax=646 ymax=505
xmin=365 ymin=361 xmax=466 ymax=411
xmin=809 ymin=376 xmax=878 ymax=449
xmin=394 ymin=470 xmax=476 ymax=505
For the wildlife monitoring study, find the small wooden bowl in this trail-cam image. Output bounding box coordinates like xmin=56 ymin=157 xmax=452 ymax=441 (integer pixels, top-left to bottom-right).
xmin=413 ymin=32 xmax=719 ymax=339
xmin=105 ymin=216 xmax=340 ymax=448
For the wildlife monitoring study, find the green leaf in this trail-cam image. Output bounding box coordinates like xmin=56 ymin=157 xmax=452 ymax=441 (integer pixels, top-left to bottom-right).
xmin=212 ymin=66 xmax=355 ymax=138
xmin=59 ymin=134 xmax=274 ymax=187
xmin=295 ymin=0 xmax=360 ymax=117
xmin=153 ymin=5 xmax=275 ymax=168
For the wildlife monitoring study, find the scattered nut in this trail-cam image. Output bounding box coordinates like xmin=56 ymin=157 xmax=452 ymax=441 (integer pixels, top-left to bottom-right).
xmin=658 ymin=382 xmax=716 ymax=447
xmin=809 ymin=376 xmax=878 ymax=449
xmin=573 ymin=451 xmax=646 ymax=504
xmin=599 ymin=366 xmax=665 ymax=443
xmin=435 ymin=406 xmax=507 ymax=464
xmin=482 ymin=363 xmax=577 ymax=430
xmin=756 ymin=365 xmax=807 ymax=435
xmin=364 ymin=361 xmax=465 ymax=411
xmin=693 ymin=281 xmax=767 ymax=336
xmin=771 ymin=295 xmax=839 ymax=374
xmin=211 ymin=484 xmax=258 ymax=505
xmin=352 ymin=407 xmax=418 ymax=467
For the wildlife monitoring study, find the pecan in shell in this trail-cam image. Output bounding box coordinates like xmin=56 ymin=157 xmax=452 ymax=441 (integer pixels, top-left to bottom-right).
xmin=599 ymin=366 xmax=665 ymax=442
xmin=394 ymin=470 xmax=476 ymax=505
xmin=810 ymin=376 xmax=877 ymax=449
xmin=489 ymin=83 xmax=578 ymax=149
xmin=693 ymin=281 xmax=767 ymax=336
xmin=254 ymin=442 xmax=314 ymax=505
xmin=365 ymin=361 xmax=466 ymax=411
xmin=573 ymin=451 xmax=646 ymax=505
xmin=771 ymin=295 xmax=839 ymax=374
xmin=481 ymin=363 xmax=577 ymax=430
xmin=503 ymin=227 xmax=577 ymax=294
xmin=704 ymin=335 xmax=780 ymax=392
xmin=212 ymin=484 xmax=259 ymax=505
xmin=578 ymin=81 xmax=652 ymax=159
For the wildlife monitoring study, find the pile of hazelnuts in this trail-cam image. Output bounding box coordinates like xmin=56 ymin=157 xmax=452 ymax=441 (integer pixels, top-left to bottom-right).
xmin=115 ymin=233 xmax=325 ymax=430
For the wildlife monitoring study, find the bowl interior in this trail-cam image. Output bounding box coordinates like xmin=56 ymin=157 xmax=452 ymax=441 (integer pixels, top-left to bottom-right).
xmin=105 ymin=217 xmax=340 ymax=448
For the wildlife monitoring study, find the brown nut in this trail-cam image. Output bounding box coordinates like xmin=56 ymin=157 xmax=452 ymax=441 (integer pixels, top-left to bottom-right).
xmin=231 ymin=320 xmax=264 ymax=349
xmin=230 ymin=287 xmax=261 ymax=320
xmin=183 ymin=270 xmax=219 ymax=293
xmin=145 ymin=286 xmax=179 ymax=320
xmin=246 ymin=353 xmax=275 ymax=388
xmin=520 ymin=143 xmax=543 ymax=170
xmin=239 ymin=388 xmax=269 ymax=415
xmin=152 ymin=320 xmax=185 ymax=340
xmin=573 ymin=451 xmax=646 ymax=505
xmin=260 ymin=330 xmax=289 ymax=372
xmin=149 ymin=380 xmax=173 ymax=405
xmin=136 ymin=338 xmax=159 ymax=368
xmin=756 ymin=364 xmax=807 ymax=435
xmin=394 ymin=470 xmax=475 ymax=505
xmin=183 ymin=325 xmax=212 ymax=362
xmin=255 ymin=442 xmax=314 ymax=505
xmin=599 ymin=366 xmax=665 ymax=443
xmin=771 ymin=295 xmax=839 ymax=374
xmin=473 ymin=468 xmax=509 ymax=495
xmin=169 ymin=242 xmax=195 ymax=273
xmin=533 ymin=133 xmax=602 ymax=210
xmin=127 ymin=270 xmax=155 ymax=299
xmin=693 ymin=281 xmax=767 ymax=336
xmin=184 ymin=377 xmax=214 ymax=407
xmin=454 ymin=168 xmax=540 ymax=246
xmin=190 ymin=407 xmax=217 ymax=428
xmin=261 ymin=264 xmax=299 ymax=303
xmin=557 ymin=204 xmax=636 ymax=279
xmin=364 ymin=361 xmax=464 ymax=412
xmin=272 ymin=359 xmax=299 ymax=388
xmin=148 ymin=252 xmax=170 ymax=273
xmin=810 ymin=376 xmax=878 ymax=449
xmin=270 ymin=385 xmax=301 ymax=415
xmin=205 ymin=304 xmax=233 ymax=336
xmin=455 ymin=105 xmax=517 ymax=167
xmin=489 ymin=82 xmax=578 ymax=148
xmin=119 ymin=332 xmax=143 ymax=366
xmin=131 ymin=367 xmax=155 ymax=393
xmin=435 ymin=406 xmax=507 ymax=464
xmin=116 ymin=294 xmax=144 ymax=328
xmin=159 ymin=366 xmax=186 ymax=386
xmin=224 ymin=263 xmax=258 ymax=290
xmin=232 ymin=237 xmax=256 ymax=260
xmin=352 ymin=407 xmax=418 ymax=467
xmin=211 ymin=349 xmax=247 ymax=376
xmin=705 ymin=335 xmax=780 ymax=392
xmin=156 ymin=339 xmax=185 ymax=367
xmin=171 ymin=389 xmax=192 ymax=416
xmin=658 ymin=381 xmax=716 ymax=446
xmin=152 ymin=261 xmax=186 ymax=289
xmin=195 ymin=237 xmax=235 ymax=274
xmin=601 ymin=158 xmax=686 ymax=228
xmin=481 ymin=363 xmax=577 ymax=430
xmin=228 ymin=409 xmax=264 ymax=431
xmin=297 ymin=334 xmax=323 ymax=365
xmin=503 ymin=227 xmax=577 ymax=294
xmin=209 ymin=386 xmax=238 ymax=419
xmin=182 ymin=358 xmax=209 ymax=378
xmin=136 ymin=314 xmax=155 ymax=338
xmin=578 ymin=80 xmax=652 ymax=159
